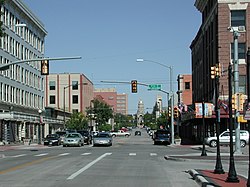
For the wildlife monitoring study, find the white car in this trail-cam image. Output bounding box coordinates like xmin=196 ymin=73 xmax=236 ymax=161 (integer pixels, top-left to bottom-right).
xmin=205 ymin=130 xmax=249 ymax=148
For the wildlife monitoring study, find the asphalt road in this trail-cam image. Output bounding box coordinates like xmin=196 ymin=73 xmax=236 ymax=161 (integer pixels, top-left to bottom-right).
xmin=0 ymin=128 xmax=248 ymax=187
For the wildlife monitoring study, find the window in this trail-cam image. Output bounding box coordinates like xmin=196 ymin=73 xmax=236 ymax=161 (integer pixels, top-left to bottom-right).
xmin=49 ymin=81 xmax=55 ymax=90
xmin=185 ymin=82 xmax=190 ymax=90
xmin=231 ymin=43 xmax=246 ymax=59
xmin=50 ymin=95 xmax=55 ymax=104
xmin=72 ymin=81 xmax=78 ymax=90
xmin=231 ymin=10 xmax=246 ymax=27
xmin=239 ymin=75 xmax=246 ymax=94
xmin=72 ymin=95 xmax=78 ymax=104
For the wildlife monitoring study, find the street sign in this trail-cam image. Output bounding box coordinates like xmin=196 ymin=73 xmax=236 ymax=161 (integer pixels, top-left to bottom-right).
xmin=148 ymin=84 xmax=161 ymax=90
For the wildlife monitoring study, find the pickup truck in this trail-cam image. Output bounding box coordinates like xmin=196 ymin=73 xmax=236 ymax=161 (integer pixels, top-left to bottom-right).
xmin=110 ymin=130 xmax=131 ymax=137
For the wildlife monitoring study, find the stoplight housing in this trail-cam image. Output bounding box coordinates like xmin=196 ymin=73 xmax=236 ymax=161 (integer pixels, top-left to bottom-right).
xmin=174 ymin=106 xmax=179 ymax=118
xmin=41 ymin=60 xmax=49 ymax=75
xmin=232 ymin=94 xmax=237 ymax=110
xmin=131 ymin=80 xmax=137 ymax=93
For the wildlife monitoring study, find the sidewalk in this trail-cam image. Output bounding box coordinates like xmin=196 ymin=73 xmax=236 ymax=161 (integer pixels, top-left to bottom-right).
xmin=0 ymin=143 xmax=45 ymax=151
xmin=166 ymin=145 xmax=249 ymax=187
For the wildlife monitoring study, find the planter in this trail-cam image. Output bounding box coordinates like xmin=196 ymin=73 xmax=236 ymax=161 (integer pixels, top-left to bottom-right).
xmin=174 ymin=139 xmax=181 ymax=145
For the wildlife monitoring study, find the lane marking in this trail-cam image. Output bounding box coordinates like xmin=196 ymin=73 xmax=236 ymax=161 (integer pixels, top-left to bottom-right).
xmin=35 ymin=153 xmax=48 ymax=157
xmin=81 ymin=153 xmax=91 ymax=156
xmin=150 ymin=153 xmax=157 ymax=156
xmin=11 ymin=154 xmax=27 ymax=158
xmin=67 ymin=152 xmax=112 ymax=180
xmin=129 ymin=153 xmax=136 ymax=156
xmin=58 ymin=153 xmax=70 ymax=156
xmin=0 ymin=156 xmax=57 ymax=174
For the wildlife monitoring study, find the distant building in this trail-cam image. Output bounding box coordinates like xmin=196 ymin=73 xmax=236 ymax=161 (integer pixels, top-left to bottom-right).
xmin=177 ymin=74 xmax=192 ymax=107
xmin=94 ymin=88 xmax=128 ymax=115
xmin=137 ymin=99 xmax=144 ymax=126
xmin=45 ymin=73 xmax=94 ymax=115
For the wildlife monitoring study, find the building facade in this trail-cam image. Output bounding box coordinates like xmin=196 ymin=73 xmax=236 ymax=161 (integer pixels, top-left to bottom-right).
xmin=177 ymin=74 xmax=192 ymax=107
xmin=117 ymin=93 xmax=128 ymax=115
xmin=0 ymin=0 xmax=49 ymax=144
xmin=45 ymin=73 xmax=94 ymax=117
xmin=188 ymin=0 xmax=250 ymax=143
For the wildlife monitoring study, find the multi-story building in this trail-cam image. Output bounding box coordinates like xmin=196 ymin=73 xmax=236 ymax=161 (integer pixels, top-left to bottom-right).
xmin=188 ymin=0 xmax=250 ymax=142
xmin=0 ymin=0 xmax=48 ymax=143
xmin=117 ymin=93 xmax=128 ymax=115
xmin=177 ymin=74 xmax=192 ymax=107
xmin=45 ymin=73 xmax=94 ymax=117
xmin=94 ymin=88 xmax=117 ymax=112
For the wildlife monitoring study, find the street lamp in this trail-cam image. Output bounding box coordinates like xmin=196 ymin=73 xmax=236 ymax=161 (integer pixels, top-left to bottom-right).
xmin=38 ymin=109 xmax=42 ymax=145
xmin=136 ymin=58 xmax=174 ymax=144
xmin=63 ymin=82 xmax=88 ymax=129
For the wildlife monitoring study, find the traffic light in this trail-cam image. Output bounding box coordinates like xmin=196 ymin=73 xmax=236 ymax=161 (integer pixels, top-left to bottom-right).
xmin=168 ymin=106 xmax=171 ymax=117
xmin=131 ymin=80 xmax=137 ymax=93
xmin=41 ymin=60 xmax=49 ymax=75
xmin=210 ymin=66 xmax=215 ymax=79
xmin=239 ymin=94 xmax=247 ymax=111
xmin=174 ymin=106 xmax=179 ymax=118
xmin=232 ymin=94 xmax=238 ymax=110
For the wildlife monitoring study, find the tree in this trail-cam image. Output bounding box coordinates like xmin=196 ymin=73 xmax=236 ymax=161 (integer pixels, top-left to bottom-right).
xmin=86 ymin=99 xmax=113 ymax=127
xmin=66 ymin=112 xmax=88 ymax=130
xmin=0 ymin=0 xmax=5 ymax=37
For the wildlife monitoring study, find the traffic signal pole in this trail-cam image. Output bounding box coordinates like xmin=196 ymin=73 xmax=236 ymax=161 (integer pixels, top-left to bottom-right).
xmin=0 ymin=56 xmax=82 ymax=71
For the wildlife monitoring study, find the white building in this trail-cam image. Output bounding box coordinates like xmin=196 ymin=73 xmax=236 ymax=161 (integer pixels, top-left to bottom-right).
xmin=0 ymin=0 xmax=58 ymax=144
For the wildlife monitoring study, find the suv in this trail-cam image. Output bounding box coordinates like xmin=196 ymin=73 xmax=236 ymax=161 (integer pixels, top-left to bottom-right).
xmin=205 ymin=130 xmax=249 ymax=148
xmin=77 ymin=130 xmax=92 ymax=145
xmin=153 ymin=129 xmax=171 ymax=145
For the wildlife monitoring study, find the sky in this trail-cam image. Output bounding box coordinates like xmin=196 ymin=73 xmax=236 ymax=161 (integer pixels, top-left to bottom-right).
xmin=22 ymin=0 xmax=201 ymax=114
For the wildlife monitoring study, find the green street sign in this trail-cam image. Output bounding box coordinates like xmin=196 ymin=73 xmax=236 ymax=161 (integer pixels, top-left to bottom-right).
xmin=148 ymin=84 xmax=161 ymax=90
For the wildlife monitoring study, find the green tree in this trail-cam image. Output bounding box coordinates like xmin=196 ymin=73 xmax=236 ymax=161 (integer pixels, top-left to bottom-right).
xmin=0 ymin=0 xmax=5 ymax=37
xmin=86 ymin=99 xmax=113 ymax=127
xmin=66 ymin=112 xmax=88 ymax=130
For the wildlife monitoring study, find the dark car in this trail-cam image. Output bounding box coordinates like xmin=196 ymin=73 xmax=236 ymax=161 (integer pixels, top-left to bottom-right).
xmin=153 ymin=129 xmax=171 ymax=145
xmin=135 ymin=131 xmax=141 ymax=136
xmin=77 ymin=130 xmax=92 ymax=145
xmin=44 ymin=134 xmax=61 ymax=146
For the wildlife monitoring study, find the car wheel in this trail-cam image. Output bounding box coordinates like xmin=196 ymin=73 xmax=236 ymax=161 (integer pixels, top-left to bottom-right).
xmin=125 ymin=134 xmax=129 ymax=138
xmin=240 ymin=140 xmax=246 ymax=147
xmin=63 ymin=145 xmax=66 ymax=147
xmin=112 ymin=135 xmax=116 ymax=138
xmin=210 ymin=140 xmax=217 ymax=147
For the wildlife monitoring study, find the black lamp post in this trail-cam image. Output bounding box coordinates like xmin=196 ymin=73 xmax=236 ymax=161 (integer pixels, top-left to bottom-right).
xmin=201 ymin=100 xmax=207 ymax=156
xmin=211 ymin=64 xmax=224 ymax=174
xmin=246 ymin=48 xmax=250 ymax=186
xmin=38 ymin=109 xmax=42 ymax=145
xmin=226 ymin=64 xmax=239 ymax=182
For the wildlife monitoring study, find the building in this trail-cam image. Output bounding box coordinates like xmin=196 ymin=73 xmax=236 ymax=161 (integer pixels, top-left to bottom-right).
xmin=45 ymin=73 xmax=94 ymax=118
xmin=117 ymin=93 xmax=128 ymax=115
xmin=94 ymin=88 xmax=117 ymax=112
xmin=0 ymin=0 xmax=49 ymax=144
xmin=188 ymin=0 xmax=250 ymax=143
xmin=177 ymin=74 xmax=192 ymax=107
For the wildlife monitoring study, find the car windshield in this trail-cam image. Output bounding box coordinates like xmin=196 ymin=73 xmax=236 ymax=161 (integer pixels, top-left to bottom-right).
xmin=46 ymin=134 xmax=58 ymax=138
xmin=66 ymin=134 xmax=80 ymax=138
xmin=95 ymin=133 xmax=110 ymax=138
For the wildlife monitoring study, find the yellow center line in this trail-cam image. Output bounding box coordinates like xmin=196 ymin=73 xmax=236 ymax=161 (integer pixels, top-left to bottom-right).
xmin=0 ymin=155 xmax=57 ymax=174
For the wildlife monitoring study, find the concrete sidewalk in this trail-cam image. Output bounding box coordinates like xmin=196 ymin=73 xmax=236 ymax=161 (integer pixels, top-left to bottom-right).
xmin=0 ymin=143 xmax=45 ymax=151
xmin=166 ymin=144 xmax=249 ymax=186
xmin=188 ymin=169 xmax=247 ymax=187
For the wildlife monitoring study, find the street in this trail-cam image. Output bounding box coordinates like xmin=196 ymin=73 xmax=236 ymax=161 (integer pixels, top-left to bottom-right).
xmin=0 ymin=129 xmax=248 ymax=187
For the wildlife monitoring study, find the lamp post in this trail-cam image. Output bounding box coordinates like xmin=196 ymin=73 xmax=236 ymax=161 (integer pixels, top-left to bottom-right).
xmin=38 ymin=109 xmax=42 ymax=145
xmin=136 ymin=58 xmax=174 ymax=144
xmin=226 ymin=64 xmax=239 ymax=183
xmin=63 ymin=82 xmax=88 ymax=129
xmin=229 ymin=27 xmax=242 ymax=154
xmin=246 ymin=48 xmax=250 ymax=186
xmin=211 ymin=63 xmax=224 ymax=174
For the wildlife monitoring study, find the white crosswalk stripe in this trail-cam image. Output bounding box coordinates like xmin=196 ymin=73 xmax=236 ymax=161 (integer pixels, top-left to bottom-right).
xmin=59 ymin=153 xmax=70 ymax=156
xmin=129 ymin=153 xmax=136 ymax=156
xmin=35 ymin=153 xmax=48 ymax=157
xmin=150 ymin=153 xmax=157 ymax=156
xmin=11 ymin=154 xmax=27 ymax=158
xmin=81 ymin=153 xmax=91 ymax=156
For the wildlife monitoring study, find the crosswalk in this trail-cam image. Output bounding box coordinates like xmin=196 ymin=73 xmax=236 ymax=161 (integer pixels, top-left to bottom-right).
xmin=1 ymin=152 xmax=158 ymax=159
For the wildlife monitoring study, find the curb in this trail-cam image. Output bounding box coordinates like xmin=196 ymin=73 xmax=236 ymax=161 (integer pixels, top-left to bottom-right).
xmin=164 ymin=155 xmax=187 ymax=161
xmin=188 ymin=169 xmax=216 ymax=187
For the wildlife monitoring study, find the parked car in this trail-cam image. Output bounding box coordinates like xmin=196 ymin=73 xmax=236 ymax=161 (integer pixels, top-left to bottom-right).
xmin=205 ymin=130 xmax=249 ymax=148
xmin=110 ymin=130 xmax=131 ymax=137
xmin=43 ymin=134 xmax=61 ymax=146
xmin=135 ymin=131 xmax=141 ymax=136
xmin=153 ymin=129 xmax=171 ymax=145
xmin=63 ymin=133 xmax=84 ymax=147
xmin=55 ymin=131 xmax=68 ymax=145
xmin=77 ymin=130 xmax=92 ymax=145
xmin=93 ymin=132 xmax=112 ymax=146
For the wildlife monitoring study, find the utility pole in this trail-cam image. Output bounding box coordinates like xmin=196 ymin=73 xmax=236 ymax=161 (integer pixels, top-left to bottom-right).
xmin=233 ymin=30 xmax=241 ymax=154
